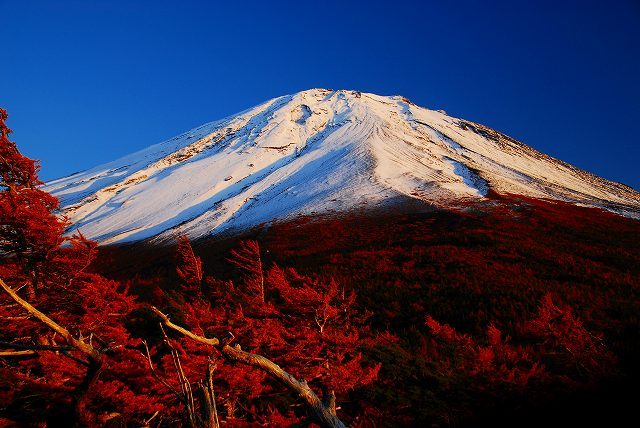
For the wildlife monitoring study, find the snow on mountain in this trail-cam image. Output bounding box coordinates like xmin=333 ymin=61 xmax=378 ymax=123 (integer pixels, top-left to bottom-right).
xmin=45 ymin=89 xmax=640 ymax=245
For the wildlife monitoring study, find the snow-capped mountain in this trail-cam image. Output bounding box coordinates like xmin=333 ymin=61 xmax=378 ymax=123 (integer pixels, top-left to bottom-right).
xmin=45 ymin=89 xmax=640 ymax=245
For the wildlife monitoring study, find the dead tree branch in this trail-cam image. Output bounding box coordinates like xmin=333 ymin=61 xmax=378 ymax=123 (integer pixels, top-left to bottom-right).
xmin=200 ymin=359 xmax=220 ymax=428
xmin=0 ymin=278 xmax=101 ymax=362
xmin=0 ymin=349 xmax=35 ymax=357
xmin=150 ymin=306 xmax=345 ymax=428
xmin=0 ymin=277 xmax=103 ymax=426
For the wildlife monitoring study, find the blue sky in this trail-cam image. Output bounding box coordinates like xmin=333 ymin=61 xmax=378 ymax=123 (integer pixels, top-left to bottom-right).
xmin=1 ymin=0 xmax=639 ymax=189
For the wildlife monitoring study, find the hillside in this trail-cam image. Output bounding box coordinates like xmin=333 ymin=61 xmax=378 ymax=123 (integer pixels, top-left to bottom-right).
xmin=95 ymin=194 xmax=640 ymax=426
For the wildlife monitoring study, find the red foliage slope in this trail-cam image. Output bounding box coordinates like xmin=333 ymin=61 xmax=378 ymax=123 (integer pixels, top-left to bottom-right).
xmin=98 ymin=194 xmax=640 ymax=426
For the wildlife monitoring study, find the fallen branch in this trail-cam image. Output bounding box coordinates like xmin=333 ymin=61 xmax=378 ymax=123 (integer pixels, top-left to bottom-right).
xmin=0 ymin=277 xmax=103 ymax=426
xmin=0 ymin=350 xmax=35 ymax=357
xmin=150 ymin=306 xmax=345 ymax=428
xmin=0 ymin=340 xmax=73 ymax=353
xmin=151 ymin=308 xmax=219 ymax=346
xmin=0 ymin=341 xmax=89 ymax=363
xmin=0 ymin=278 xmax=101 ymax=362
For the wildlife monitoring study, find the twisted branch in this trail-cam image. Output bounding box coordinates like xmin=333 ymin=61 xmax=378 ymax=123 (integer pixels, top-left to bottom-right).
xmin=150 ymin=306 xmax=345 ymax=428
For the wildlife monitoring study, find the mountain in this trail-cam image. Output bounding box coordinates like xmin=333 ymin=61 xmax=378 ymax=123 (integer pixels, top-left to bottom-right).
xmin=45 ymin=89 xmax=640 ymax=245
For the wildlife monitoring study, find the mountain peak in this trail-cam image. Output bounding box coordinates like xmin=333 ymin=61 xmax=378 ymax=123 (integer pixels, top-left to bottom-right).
xmin=45 ymin=90 xmax=640 ymax=244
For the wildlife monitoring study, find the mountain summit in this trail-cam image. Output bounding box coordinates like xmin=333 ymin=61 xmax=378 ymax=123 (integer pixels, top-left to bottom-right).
xmin=46 ymin=89 xmax=640 ymax=244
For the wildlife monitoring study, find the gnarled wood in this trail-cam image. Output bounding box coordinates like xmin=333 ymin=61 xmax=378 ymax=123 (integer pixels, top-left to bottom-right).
xmin=200 ymin=359 xmax=220 ymax=428
xmin=1 ymin=277 xmax=103 ymax=426
xmin=151 ymin=306 xmax=219 ymax=346
xmin=0 ymin=278 xmax=102 ymax=362
xmin=0 ymin=349 xmax=35 ymax=356
xmin=150 ymin=306 xmax=345 ymax=428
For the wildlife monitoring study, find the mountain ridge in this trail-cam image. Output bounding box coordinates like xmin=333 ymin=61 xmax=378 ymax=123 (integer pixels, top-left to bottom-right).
xmin=45 ymin=88 xmax=640 ymax=245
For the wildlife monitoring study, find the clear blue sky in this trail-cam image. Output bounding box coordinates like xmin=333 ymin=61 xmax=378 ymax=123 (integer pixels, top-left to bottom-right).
xmin=1 ymin=0 xmax=639 ymax=189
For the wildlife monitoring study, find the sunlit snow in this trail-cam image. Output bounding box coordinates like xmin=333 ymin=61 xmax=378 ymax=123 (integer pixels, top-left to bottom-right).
xmin=45 ymin=89 xmax=640 ymax=244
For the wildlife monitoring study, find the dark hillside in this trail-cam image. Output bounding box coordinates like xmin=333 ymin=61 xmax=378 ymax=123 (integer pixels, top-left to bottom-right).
xmin=95 ymin=195 xmax=640 ymax=426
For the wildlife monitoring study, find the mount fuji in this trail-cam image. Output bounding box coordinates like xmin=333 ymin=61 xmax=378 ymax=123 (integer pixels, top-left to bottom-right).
xmin=45 ymin=89 xmax=640 ymax=245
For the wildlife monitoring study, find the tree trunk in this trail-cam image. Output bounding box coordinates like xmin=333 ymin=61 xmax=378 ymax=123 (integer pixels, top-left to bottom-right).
xmin=200 ymin=360 xmax=220 ymax=428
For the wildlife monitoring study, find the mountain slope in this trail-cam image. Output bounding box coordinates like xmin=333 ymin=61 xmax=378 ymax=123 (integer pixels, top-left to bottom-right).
xmin=45 ymin=89 xmax=640 ymax=245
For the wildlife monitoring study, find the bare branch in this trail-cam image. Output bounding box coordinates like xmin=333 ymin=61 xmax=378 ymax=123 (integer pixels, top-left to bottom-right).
xmin=150 ymin=306 xmax=219 ymax=346
xmin=200 ymin=358 xmax=220 ymax=428
xmin=142 ymin=340 xmax=184 ymax=401
xmin=143 ymin=410 xmax=160 ymax=427
xmin=151 ymin=306 xmax=345 ymax=428
xmin=0 ymin=340 xmax=74 ymax=352
xmin=0 ymin=276 xmax=103 ymax=425
xmin=143 ymin=331 xmax=199 ymax=428
xmin=0 ymin=277 xmax=101 ymax=362
xmin=0 ymin=350 xmax=36 ymax=357
xmin=159 ymin=324 xmax=198 ymax=428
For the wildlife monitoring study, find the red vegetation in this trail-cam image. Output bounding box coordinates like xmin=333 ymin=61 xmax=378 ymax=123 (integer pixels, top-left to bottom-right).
xmin=0 ymin=108 xmax=65 ymax=301
xmin=93 ymin=196 xmax=640 ymax=426
xmin=148 ymin=240 xmax=379 ymax=425
xmin=226 ymin=240 xmax=264 ymax=302
xmin=424 ymin=292 xmax=616 ymax=390
xmin=0 ymin=108 xmax=154 ymax=426
xmin=2 ymin=107 xmax=640 ymax=426
xmin=251 ymin=199 xmax=639 ymax=426
xmin=175 ymin=236 xmax=203 ymax=292
xmin=0 ymin=109 xmax=367 ymax=427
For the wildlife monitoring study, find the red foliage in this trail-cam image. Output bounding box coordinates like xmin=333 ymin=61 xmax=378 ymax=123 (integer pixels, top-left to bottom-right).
xmin=145 ymin=241 xmax=380 ymax=424
xmin=2 ymin=106 xmax=639 ymax=426
xmin=90 ymin=193 xmax=639 ymax=426
xmin=426 ymin=307 xmax=549 ymax=388
xmin=175 ymin=235 xmax=203 ymax=292
xmin=521 ymin=294 xmax=616 ymax=379
xmin=0 ymin=109 xmax=157 ymax=426
xmin=0 ymin=108 xmax=65 ymax=300
xmin=227 ymin=239 xmax=265 ymax=302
